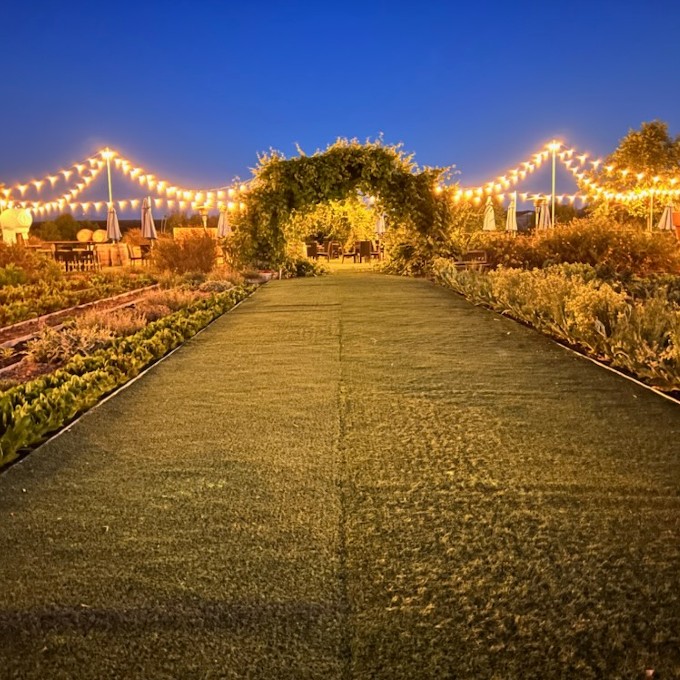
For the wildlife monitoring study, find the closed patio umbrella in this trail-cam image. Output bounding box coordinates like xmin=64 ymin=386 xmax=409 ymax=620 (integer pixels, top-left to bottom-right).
xmin=375 ymin=212 xmax=386 ymax=236
xmin=141 ymin=197 xmax=157 ymax=240
xmin=537 ymin=200 xmax=552 ymax=230
xmin=106 ymin=204 xmax=122 ymax=242
xmin=505 ymin=194 xmax=518 ymax=235
xmin=217 ymin=208 xmax=232 ymax=237
xmin=656 ymin=203 xmax=674 ymax=231
xmin=482 ymin=197 xmax=496 ymax=231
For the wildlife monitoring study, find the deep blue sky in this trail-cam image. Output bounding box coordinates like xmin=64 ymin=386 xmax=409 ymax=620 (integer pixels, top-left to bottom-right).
xmin=3 ymin=0 xmax=680 ymax=203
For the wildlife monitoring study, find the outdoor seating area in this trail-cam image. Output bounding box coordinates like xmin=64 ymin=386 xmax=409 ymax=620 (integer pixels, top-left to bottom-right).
xmin=25 ymin=239 xmax=153 ymax=271
xmin=308 ymin=239 xmax=383 ymax=263
xmin=453 ymin=249 xmax=489 ymax=271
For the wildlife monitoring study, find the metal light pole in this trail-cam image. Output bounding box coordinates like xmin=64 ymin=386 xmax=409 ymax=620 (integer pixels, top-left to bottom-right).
xmin=549 ymin=140 xmax=560 ymax=227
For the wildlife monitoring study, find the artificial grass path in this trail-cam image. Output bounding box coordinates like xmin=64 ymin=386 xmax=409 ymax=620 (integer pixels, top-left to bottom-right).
xmin=1 ymin=272 xmax=679 ymax=679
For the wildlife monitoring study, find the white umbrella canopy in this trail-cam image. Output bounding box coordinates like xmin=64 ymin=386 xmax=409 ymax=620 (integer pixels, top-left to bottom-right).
xmin=536 ymin=200 xmax=552 ymax=230
xmin=482 ymin=197 xmax=496 ymax=231
xmin=217 ymin=208 xmax=232 ymax=237
xmin=505 ymin=194 xmax=518 ymax=234
xmin=141 ymin=197 xmax=157 ymax=240
xmin=106 ymin=205 xmax=122 ymax=242
xmin=375 ymin=212 xmax=386 ymax=236
xmin=656 ymin=203 xmax=674 ymax=231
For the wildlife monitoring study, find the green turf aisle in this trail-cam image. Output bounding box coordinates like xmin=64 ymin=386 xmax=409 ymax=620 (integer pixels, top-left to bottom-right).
xmin=0 ymin=278 xmax=346 ymax=679
xmin=338 ymin=274 xmax=680 ymax=679
xmin=1 ymin=272 xmax=679 ymax=679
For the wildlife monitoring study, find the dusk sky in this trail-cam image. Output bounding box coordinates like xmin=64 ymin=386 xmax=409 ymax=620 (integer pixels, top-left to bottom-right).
xmin=3 ymin=0 xmax=680 ymax=204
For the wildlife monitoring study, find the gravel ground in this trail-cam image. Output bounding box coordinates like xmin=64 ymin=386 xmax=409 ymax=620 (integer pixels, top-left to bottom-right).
xmin=1 ymin=272 xmax=678 ymax=679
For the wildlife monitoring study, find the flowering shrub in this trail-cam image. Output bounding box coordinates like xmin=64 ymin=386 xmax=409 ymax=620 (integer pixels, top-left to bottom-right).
xmin=434 ymin=259 xmax=680 ymax=391
xmin=151 ymin=233 xmax=217 ymax=274
xmin=470 ymin=217 xmax=680 ymax=278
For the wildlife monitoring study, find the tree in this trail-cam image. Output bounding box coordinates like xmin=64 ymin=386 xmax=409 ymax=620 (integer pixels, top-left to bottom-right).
xmin=581 ymin=121 xmax=680 ymax=226
xmin=30 ymin=213 xmax=97 ymax=241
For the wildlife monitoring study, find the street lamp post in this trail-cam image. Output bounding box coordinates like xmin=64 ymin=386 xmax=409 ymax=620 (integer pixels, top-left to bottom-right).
xmin=548 ymin=140 xmax=560 ymax=227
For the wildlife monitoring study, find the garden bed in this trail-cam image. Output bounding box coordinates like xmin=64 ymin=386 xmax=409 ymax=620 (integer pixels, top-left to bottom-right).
xmin=0 ymin=284 xmax=159 ymax=347
xmin=0 ymin=270 xmax=157 ymax=328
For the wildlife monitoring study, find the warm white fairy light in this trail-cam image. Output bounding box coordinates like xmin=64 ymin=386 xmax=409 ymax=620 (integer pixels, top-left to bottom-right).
xmin=7 ymin=139 xmax=679 ymax=218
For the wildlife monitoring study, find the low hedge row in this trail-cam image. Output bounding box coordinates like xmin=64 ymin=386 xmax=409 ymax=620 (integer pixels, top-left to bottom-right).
xmin=0 ymin=285 xmax=253 ymax=465
xmin=433 ymin=259 xmax=680 ymax=393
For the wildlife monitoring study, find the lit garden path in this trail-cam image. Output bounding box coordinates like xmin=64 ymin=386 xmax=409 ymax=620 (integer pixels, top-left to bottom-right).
xmin=1 ymin=272 xmax=679 ymax=679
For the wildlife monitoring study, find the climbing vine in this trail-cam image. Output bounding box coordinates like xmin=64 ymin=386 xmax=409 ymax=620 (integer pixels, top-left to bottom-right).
xmin=230 ymin=138 xmax=451 ymax=268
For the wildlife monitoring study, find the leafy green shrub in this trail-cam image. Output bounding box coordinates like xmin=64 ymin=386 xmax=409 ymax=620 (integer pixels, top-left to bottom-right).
xmin=151 ymin=233 xmax=217 ymax=274
xmin=382 ymin=223 xmax=451 ymax=277
xmin=281 ymin=257 xmax=327 ymax=278
xmin=0 ymin=264 xmax=28 ymax=287
xmin=471 ymin=217 xmax=680 ymax=278
xmin=180 ymin=271 xmax=207 ymax=288
xmin=198 ymin=280 xmax=234 ymax=293
xmin=467 ymin=232 xmax=544 ymax=270
xmin=0 ymin=244 xmax=63 ymax=285
xmin=621 ymin=273 xmax=680 ymax=304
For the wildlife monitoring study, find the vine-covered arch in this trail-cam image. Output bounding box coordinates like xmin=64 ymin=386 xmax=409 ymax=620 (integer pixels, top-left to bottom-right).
xmin=232 ymin=139 xmax=451 ymax=267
